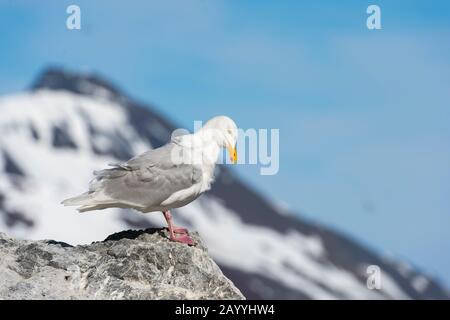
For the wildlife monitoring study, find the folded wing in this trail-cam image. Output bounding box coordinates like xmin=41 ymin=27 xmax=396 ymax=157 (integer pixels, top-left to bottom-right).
xmin=62 ymin=142 xmax=203 ymax=212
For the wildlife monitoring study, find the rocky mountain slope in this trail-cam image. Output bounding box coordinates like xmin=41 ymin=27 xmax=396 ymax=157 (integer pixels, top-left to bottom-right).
xmin=0 ymin=229 xmax=244 ymax=299
xmin=0 ymin=68 xmax=448 ymax=299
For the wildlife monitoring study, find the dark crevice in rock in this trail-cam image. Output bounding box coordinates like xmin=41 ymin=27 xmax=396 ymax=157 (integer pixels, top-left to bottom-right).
xmin=78 ymin=109 xmax=134 ymax=161
xmin=29 ymin=123 xmax=40 ymax=141
xmin=52 ymin=123 xmax=77 ymax=149
xmin=103 ymin=228 xmax=164 ymax=242
xmin=90 ymin=130 xmax=134 ymax=161
xmin=4 ymin=211 xmax=34 ymax=228
xmin=3 ymin=151 xmax=25 ymax=177
xmin=45 ymin=240 xmax=73 ymax=248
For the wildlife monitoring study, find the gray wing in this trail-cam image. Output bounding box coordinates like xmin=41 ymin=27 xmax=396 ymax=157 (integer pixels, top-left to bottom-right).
xmin=93 ymin=142 xmax=203 ymax=208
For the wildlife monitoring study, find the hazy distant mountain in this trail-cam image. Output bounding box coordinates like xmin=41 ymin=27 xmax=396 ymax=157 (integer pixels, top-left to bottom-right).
xmin=0 ymin=68 xmax=447 ymax=299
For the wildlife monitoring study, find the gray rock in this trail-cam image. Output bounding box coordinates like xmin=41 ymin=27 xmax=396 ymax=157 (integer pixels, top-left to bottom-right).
xmin=0 ymin=229 xmax=244 ymax=300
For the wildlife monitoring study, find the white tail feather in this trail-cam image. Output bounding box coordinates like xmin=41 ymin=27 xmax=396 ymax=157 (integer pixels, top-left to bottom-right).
xmin=62 ymin=191 xmax=121 ymax=213
xmin=61 ymin=192 xmax=93 ymax=206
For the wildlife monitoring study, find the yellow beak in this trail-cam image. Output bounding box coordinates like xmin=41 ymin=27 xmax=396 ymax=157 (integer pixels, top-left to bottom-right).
xmin=227 ymin=144 xmax=237 ymax=164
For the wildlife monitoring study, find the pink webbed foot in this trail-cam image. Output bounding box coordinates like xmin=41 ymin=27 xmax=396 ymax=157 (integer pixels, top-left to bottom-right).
xmin=170 ymin=234 xmax=195 ymax=246
xmin=173 ymin=227 xmax=189 ymax=235
xmin=162 ymin=210 xmax=195 ymax=246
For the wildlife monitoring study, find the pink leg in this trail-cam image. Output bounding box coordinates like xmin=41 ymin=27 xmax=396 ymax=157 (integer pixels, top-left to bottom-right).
xmin=163 ymin=210 xmax=194 ymax=246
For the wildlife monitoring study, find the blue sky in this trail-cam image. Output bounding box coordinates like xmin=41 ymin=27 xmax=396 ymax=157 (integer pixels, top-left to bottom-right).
xmin=1 ymin=0 xmax=450 ymax=286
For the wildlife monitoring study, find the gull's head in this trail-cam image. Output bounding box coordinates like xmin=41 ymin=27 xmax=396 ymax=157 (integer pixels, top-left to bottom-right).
xmin=200 ymin=115 xmax=238 ymax=164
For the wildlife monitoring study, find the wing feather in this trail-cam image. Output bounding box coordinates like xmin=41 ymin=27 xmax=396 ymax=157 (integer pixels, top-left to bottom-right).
xmin=93 ymin=143 xmax=202 ymax=209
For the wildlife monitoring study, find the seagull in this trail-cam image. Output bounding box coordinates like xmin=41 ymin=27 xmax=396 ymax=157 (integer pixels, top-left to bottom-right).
xmin=62 ymin=116 xmax=238 ymax=246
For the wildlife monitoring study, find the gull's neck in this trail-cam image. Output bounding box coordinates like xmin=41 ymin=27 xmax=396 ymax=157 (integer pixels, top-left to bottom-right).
xmin=172 ymin=128 xmax=223 ymax=165
xmin=184 ymin=130 xmax=221 ymax=192
xmin=191 ymin=130 xmax=221 ymax=165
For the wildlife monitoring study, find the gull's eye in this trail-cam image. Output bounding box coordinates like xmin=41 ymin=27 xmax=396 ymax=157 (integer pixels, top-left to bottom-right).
xmin=227 ymin=129 xmax=232 ymax=134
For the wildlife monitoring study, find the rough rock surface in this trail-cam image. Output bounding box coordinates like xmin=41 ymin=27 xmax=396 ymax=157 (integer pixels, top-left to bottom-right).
xmin=0 ymin=229 xmax=244 ymax=300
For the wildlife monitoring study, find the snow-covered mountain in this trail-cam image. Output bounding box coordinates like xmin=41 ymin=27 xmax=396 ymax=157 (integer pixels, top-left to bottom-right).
xmin=0 ymin=68 xmax=448 ymax=299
